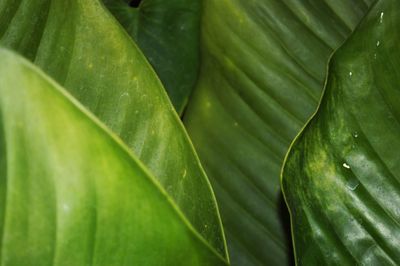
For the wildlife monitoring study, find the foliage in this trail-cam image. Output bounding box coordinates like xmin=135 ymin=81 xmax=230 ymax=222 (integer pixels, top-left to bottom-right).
xmin=0 ymin=0 xmax=399 ymax=265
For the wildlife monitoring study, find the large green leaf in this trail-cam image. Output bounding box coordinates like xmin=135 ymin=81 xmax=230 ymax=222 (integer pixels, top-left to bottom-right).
xmin=282 ymin=0 xmax=400 ymax=264
xmin=0 ymin=48 xmax=226 ymax=265
xmin=183 ymin=0 xmax=373 ymax=265
xmin=102 ymin=0 xmax=201 ymax=113
xmin=0 ymin=0 xmax=226 ymax=257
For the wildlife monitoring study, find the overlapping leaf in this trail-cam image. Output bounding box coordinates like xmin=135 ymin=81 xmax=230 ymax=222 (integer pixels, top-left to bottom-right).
xmin=0 ymin=0 xmax=226 ymax=258
xmin=183 ymin=0 xmax=374 ymax=264
xmin=103 ymin=0 xmax=201 ymax=113
xmin=0 ymin=48 xmax=226 ymax=265
xmin=282 ymin=0 xmax=400 ymax=264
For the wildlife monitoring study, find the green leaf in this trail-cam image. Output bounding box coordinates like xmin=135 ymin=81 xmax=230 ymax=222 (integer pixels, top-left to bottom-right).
xmin=0 ymin=0 xmax=226 ymax=257
xmin=102 ymin=0 xmax=201 ymax=113
xmin=0 ymin=48 xmax=226 ymax=265
xmin=183 ymin=0 xmax=373 ymax=264
xmin=282 ymin=0 xmax=400 ymax=264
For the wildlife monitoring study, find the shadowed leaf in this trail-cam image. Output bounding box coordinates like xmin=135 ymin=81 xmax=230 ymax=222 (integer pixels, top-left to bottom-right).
xmin=103 ymin=0 xmax=201 ymax=113
xmin=184 ymin=0 xmax=374 ymax=264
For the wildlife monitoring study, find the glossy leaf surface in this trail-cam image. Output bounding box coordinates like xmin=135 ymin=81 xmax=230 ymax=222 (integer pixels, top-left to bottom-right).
xmin=282 ymin=0 xmax=400 ymax=264
xmin=183 ymin=0 xmax=373 ymax=264
xmin=0 ymin=0 xmax=225 ymax=256
xmin=0 ymin=48 xmax=226 ymax=265
xmin=103 ymin=0 xmax=201 ymax=113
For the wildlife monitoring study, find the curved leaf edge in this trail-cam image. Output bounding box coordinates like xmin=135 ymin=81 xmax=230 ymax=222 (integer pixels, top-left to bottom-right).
xmin=279 ymin=0 xmax=378 ymax=263
xmin=95 ymin=6 xmax=229 ymax=258
xmin=101 ymin=0 xmax=201 ymax=115
xmin=0 ymin=47 xmax=228 ymax=264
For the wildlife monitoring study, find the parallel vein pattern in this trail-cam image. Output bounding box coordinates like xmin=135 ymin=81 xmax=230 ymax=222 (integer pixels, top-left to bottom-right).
xmin=184 ymin=0 xmax=373 ymax=265
xmin=0 ymin=0 xmax=225 ymax=257
xmin=282 ymin=0 xmax=400 ymax=264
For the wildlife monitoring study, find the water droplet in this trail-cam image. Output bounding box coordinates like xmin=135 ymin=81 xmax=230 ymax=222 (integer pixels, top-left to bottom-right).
xmin=374 ymin=53 xmax=377 ymax=60
xmin=353 ymin=131 xmax=358 ymax=138
xmin=349 ymin=71 xmax=353 ymax=77
xmin=234 ymin=122 xmax=238 ymax=127
xmin=380 ymin=12 xmax=384 ymax=24
xmin=346 ymin=178 xmax=359 ymax=191
xmin=342 ymin=162 xmax=351 ymax=169
xmin=376 ymin=41 xmax=380 ymax=47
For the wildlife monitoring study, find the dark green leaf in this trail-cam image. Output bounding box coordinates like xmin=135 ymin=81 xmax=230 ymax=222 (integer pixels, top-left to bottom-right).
xmin=103 ymin=0 xmax=201 ymax=113
xmin=183 ymin=0 xmax=373 ymax=264
xmin=282 ymin=0 xmax=400 ymax=264
xmin=0 ymin=48 xmax=226 ymax=265
xmin=0 ymin=0 xmax=226 ymax=257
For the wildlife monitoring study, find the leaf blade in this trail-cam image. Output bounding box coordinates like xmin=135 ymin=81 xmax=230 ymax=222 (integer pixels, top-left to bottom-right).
xmin=282 ymin=0 xmax=400 ymax=264
xmin=0 ymin=48 xmax=227 ymax=265
xmin=0 ymin=0 xmax=226 ymax=257
xmin=103 ymin=0 xmax=201 ymax=113
xmin=183 ymin=0 xmax=373 ymax=264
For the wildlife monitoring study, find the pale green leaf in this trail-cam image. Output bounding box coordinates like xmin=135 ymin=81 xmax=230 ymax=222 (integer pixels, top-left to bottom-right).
xmin=0 ymin=48 xmax=226 ymax=265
